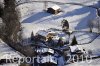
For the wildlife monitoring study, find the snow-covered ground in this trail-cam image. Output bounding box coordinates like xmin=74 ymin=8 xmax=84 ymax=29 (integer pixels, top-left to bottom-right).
xmin=0 ymin=39 xmax=23 ymax=60
xmin=17 ymin=0 xmax=100 ymax=58
xmin=0 ymin=63 xmax=18 ymax=66
xmin=69 ymin=32 xmax=99 ymax=44
xmin=66 ymin=34 xmax=100 ymax=66
xmin=17 ymin=0 xmax=99 ymax=5
xmin=66 ymin=58 xmax=100 ymax=66
xmin=0 ymin=0 xmax=100 ymax=66
xmin=0 ymin=39 xmax=23 ymax=66
xmin=77 ymin=35 xmax=100 ymax=57
xmin=18 ymin=0 xmax=100 ymax=39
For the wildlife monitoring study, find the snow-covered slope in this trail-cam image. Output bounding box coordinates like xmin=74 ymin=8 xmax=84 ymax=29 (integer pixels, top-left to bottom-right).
xmin=69 ymin=32 xmax=99 ymax=44
xmin=77 ymin=35 xmax=100 ymax=57
xmin=0 ymin=39 xmax=23 ymax=60
xmin=18 ymin=0 xmax=99 ymax=39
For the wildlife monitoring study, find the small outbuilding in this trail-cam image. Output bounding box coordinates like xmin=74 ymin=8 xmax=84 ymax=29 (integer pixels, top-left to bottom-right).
xmin=47 ymin=5 xmax=61 ymax=14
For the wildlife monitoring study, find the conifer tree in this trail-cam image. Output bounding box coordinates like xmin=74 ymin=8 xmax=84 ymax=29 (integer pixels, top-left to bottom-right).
xmin=0 ymin=0 xmax=21 ymax=43
xmin=71 ymin=36 xmax=78 ymax=46
xmin=0 ymin=5 xmax=3 ymax=17
xmin=57 ymin=38 xmax=64 ymax=47
xmin=31 ymin=31 xmax=34 ymax=41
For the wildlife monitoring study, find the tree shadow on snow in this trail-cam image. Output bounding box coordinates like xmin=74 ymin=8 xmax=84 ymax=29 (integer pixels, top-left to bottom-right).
xmin=75 ymin=2 xmax=99 ymax=30
xmin=48 ymin=4 xmax=97 ymax=30
xmin=74 ymin=7 xmax=96 ymax=30
xmin=22 ymin=11 xmax=51 ymax=23
xmin=22 ymin=2 xmax=99 ymax=30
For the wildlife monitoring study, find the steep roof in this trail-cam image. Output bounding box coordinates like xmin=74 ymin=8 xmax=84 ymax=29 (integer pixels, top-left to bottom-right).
xmin=69 ymin=45 xmax=79 ymax=52
xmin=37 ymin=30 xmax=49 ymax=37
xmin=36 ymin=30 xmax=57 ymax=37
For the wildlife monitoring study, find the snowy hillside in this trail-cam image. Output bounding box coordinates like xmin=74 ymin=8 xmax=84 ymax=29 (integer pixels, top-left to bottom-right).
xmin=77 ymin=35 xmax=100 ymax=57
xmin=17 ymin=0 xmax=100 ymax=39
xmin=18 ymin=0 xmax=100 ymax=57
xmin=0 ymin=39 xmax=23 ymax=60
xmin=0 ymin=0 xmax=100 ymax=66
xmin=69 ymin=31 xmax=99 ymax=44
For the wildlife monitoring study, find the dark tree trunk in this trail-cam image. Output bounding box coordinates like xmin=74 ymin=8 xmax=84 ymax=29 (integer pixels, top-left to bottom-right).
xmin=2 ymin=0 xmax=20 ymax=43
xmin=0 ymin=0 xmax=35 ymax=57
xmin=0 ymin=5 xmax=3 ymax=17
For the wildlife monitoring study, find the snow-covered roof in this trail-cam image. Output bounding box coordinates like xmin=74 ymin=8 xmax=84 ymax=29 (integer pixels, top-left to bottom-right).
xmin=47 ymin=30 xmax=56 ymax=34
xmin=36 ymin=30 xmax=49 ymax=37
xmin=48 ymin=28 xmax=61 ymax=32
xmin=36 ymin=48 xmax=54 ymax=54
xmin=36 ymin=55 xmax=57 ymax=64
xmin=37 ymin=30 xmax=57 ymax=37
xmin=69 ymin=45 xmax=79 ymax=52
xmin=52 ymin=32 xmax=69 ymax=42
xmin=51 ymin=5 xmax=61 ymax=10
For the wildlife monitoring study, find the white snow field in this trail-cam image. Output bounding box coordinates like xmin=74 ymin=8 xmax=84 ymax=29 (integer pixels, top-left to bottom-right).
xmin=17 ymin=0 xmax=100 ymax=39
xmin=66 ymin=35 xmax=100 ymax=66
xmin=17 ymin=0 xmax=100 ymax=66
xmin=0 ymin=39 xmax=23 ymax=60
xmin=77 ymin=35 xmax=100 ymax=57
xmin=69 ymin=31 xmax=99 ymax=44
xmin=66 ymin=58 xmax=100 ymax=66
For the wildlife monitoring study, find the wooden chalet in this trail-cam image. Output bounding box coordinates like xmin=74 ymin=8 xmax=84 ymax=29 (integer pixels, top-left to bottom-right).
xmin=47 ymin=5 xmax=61 ymax=14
